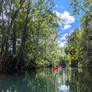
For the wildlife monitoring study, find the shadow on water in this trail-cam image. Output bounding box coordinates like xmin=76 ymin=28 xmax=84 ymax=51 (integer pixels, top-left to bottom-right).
xmin=0 ymin=68 xmax=92 ymax=92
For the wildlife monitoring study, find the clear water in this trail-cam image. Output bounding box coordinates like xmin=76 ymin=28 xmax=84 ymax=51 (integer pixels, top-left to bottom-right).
xmin=0 ymin=68 xmax=92 ymax=92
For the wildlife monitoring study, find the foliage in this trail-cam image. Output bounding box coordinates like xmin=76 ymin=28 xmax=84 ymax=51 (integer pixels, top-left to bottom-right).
xmin=0 ymin=0 xmax=62 ymax=72
xmin=65 ymin=0 xmax=92 ymax=68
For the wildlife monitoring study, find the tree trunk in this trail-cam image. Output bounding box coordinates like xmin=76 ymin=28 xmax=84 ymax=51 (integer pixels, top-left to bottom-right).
xmin=5 ymin=0 xmax=25 ymax=53
xmin=0 ymin=0 xmax=3 ymax=16
xmin=12 ymin=23 xmax=16 ymax=55
xmin=17 ymin=0 xmax=30 ymax=71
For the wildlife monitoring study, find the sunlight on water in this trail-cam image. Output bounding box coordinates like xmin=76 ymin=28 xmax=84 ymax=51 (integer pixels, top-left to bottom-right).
xmin=59 ymin=85 xmax=69 ymax=92
xmin=0 ymin=68 xmax=92 ymax=92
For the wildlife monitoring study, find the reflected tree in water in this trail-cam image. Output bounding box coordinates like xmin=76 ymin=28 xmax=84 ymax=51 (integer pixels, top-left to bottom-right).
xmin=0 ymin=69 xmax=92 ymax=92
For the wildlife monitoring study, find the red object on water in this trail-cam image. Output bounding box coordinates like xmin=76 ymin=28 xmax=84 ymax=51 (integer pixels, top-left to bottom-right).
xmin=54 ymin=67 xmax=63 ymax=71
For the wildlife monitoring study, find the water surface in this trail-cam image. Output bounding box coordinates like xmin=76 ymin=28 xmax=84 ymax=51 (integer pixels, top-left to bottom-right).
xmin=0 ymin=68 xmax=92 ymax=92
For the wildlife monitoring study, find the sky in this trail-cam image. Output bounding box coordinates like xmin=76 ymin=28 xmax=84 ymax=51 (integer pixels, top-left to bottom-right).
xmin=53 ymin=0 xmax=81 ymax=47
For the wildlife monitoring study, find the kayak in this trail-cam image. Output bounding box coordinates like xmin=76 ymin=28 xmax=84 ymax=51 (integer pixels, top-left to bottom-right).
xmin=54 ymin=67 xmax=63 ymax=71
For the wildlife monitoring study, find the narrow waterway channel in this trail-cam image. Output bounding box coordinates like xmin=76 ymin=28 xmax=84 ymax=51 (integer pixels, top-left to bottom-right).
xmin=0 ymin=68 xmax=92 ymax=92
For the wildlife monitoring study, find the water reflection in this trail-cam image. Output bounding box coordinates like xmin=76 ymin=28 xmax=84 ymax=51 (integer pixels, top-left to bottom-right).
xmin=0 ymin=68 xmax=92 ymax=92
xmin=59 ymin=85 xmax=69 ymax=92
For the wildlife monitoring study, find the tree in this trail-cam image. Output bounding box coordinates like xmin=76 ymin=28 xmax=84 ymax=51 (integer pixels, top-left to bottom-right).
xmin=65 ymin=0 xmax=92 ymax=68
xmin=0 ymin=0 xmax=62 ymax=72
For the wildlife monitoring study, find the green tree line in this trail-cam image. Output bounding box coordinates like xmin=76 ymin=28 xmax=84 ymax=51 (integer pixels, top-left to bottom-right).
xmin=0 ymin=0 xmax=62 ymax=72
xmin=65 ymin=0 xmax=92 ymax=68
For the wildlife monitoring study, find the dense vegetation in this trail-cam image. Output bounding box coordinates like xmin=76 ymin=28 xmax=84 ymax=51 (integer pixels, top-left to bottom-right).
xmin=65 ymin=0 xmax=92 ymax=68
xmin=0 ymin=0 xmax=92 ymax=73
xmin=0 ymin=0 xmax=62 ymax=72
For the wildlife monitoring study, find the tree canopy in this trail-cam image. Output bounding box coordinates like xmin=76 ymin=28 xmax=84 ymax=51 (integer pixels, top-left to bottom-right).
xmin=0 ymin=0 xmax=62 ymax=72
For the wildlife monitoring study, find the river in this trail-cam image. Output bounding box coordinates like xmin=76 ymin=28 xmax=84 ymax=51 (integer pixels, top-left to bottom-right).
xmin=0 ymin=68 xmax=92 ymax=92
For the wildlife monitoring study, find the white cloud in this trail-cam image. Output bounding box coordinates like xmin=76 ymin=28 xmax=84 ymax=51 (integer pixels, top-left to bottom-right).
xmin=64 ymin=25 xmax=71 ymax=30
xmin=62 ymin=11 xmax=75 ymax=24
xmin=58 ymin=30 xmax=75 ymax=47
xmin=54 ymin=10 xmax=62 ymax=19
xmin=54 ymin=10 xmax=75 ymax=30
xmin=58 ymin=33 xmax=69 ymax=47
xmin=61 ymin=33 xmax=69 ymax=42
xmin=58 ymin=41 xmax=65 ymax=47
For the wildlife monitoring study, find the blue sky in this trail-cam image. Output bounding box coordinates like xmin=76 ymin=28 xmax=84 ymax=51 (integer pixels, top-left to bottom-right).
xmin=53 ymin=0 xmax=81 ymax=47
